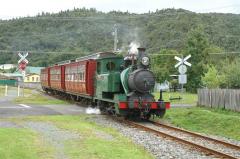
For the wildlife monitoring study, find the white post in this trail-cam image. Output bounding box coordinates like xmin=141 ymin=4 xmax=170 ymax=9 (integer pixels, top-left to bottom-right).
xmin=22 ymin=71 xmax=25 ymax=97
xmin=113 ymin=24 xmax=118 ymax=52
xmin=5 ymin=85 xmax=8 ymax=96
xmin=181 ymin=54 xmax=184 ymax=100
xmin=18 ymin=85 xmax=20 ymax=97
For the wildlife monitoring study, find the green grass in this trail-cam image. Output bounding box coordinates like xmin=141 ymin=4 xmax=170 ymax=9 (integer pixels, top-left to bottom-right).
xmin=154 ymin=91 xmax=197 ymax=105
xmin=0 ymin=85 xmax=19 ymax=97
xmin=4 ymin=115 xmax=153 ymax=159
xmin=0 ymin=86 xmax=4 ymax=96
xmin=14 ymin=91 xmax=68 ymax=105
xmin=0 ymin=85 xmax=67 ymax=105
xmin=29 ymin=115 xmax=153 ymax=159
xmin=163 ymin=107 xmax=240 ymax=141
xmin=0 ymin=128 xmax=53 ymax=159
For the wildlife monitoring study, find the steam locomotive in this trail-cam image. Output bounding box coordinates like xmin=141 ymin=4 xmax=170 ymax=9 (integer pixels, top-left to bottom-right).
xmin=40 ymin=48 xmax=170 ymax=119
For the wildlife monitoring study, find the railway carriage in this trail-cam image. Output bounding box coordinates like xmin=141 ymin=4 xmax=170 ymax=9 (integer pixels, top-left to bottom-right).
xmin=41 ymin=49 xmax=170 ymax=119
xmin=49 ymin=65 xmax=65 ymax=91
xmin=40 ymin=67 xmax=50 ymax=89
xmin=64 ymin=59 xmax=96 ymax=97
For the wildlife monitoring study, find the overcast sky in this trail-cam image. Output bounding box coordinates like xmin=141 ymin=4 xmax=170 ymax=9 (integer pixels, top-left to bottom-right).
xmin=0 ymin=0 xmax=240 ymax=19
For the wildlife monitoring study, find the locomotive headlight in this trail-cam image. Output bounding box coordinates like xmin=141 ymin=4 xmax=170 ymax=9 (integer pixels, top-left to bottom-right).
xmin=141 ymin=56 xmax=150 ymax=66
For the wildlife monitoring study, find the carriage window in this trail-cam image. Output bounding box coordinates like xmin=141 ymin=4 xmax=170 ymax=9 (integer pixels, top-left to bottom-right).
xmin=106 ymin=62 xmax=115 ymax=71
xmin=97 ymin=62 xmax=101 ymax=74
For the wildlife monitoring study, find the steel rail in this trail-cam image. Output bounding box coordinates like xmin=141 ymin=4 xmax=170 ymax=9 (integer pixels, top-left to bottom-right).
xmin=124 ymin=120 xmax=238 ymax=159
xmin=149 ymin=121 xmax=240 ymax=151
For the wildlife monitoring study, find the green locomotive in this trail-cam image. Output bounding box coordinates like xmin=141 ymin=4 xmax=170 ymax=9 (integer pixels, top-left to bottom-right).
xmin=94 ymin=48 xmax=170 ymax=119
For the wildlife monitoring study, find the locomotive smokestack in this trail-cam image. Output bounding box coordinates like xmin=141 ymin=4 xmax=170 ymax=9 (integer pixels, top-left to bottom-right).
xmin=137 ymin=48 xmax=146 ymax=58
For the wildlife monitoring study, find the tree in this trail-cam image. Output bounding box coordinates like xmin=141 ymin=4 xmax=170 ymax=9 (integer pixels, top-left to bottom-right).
xmin=184 ymin=26 xmax=210 ymax=92
xmin=224 ymin=59 xmax=240 ymax=88
xmin=150 ymin=49 xmax=178 ymax=83
xmin=201 ymin=65 xmax=220 ymax=88
xmin=0 ymin=8 xmax=240 ymax=67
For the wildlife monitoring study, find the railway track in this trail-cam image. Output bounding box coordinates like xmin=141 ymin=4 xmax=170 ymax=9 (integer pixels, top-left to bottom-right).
xmin=38 ymin=91 xmax=240 ymax=158
xmin=123 ymin=120 xmax=240 ymax=159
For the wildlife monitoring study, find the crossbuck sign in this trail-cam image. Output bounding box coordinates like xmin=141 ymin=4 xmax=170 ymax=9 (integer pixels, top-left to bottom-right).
xmin=18 ymin=52 xmax=29 ymax=64
xmin=174 ymin=55 xmax=191 ymax=68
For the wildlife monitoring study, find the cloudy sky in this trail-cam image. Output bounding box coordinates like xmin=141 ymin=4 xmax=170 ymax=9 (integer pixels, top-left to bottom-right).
xmin=0 ymin=0 xmax=239 ymax=19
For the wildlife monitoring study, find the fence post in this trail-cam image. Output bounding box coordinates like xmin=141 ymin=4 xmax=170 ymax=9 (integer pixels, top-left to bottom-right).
xmin=18 ymin=85 xmax=20 ymax=97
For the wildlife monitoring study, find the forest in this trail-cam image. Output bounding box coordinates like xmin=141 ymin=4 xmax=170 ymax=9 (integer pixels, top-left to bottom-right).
xmin=0 ymin=8 xmax=240 ymax=91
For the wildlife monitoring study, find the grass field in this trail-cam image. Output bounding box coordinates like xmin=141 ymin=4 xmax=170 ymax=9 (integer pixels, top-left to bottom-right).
xmin=0 ymin=86 xmax=4 ymax=96
xmin=0 ymin=128 xmax=53 ymax=159
xmin=0 ymin=85 xmax=68 ymax=105
xmin=154 ymin=91 xmax=198 ymax=105
xmin=1 ymin=115 xmax=153 ymax=159
xmin=163 ymin=107 xmax=240 ymax=141
xmin=14 ymin=91 xmax=68 ymax=105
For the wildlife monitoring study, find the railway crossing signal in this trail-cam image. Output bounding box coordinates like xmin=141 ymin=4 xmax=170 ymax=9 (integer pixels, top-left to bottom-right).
xmin=174 ymin=55 xmax=191 ymax=85
xmin=18 ymin=52 xmax=28 ymax=71
xmin=18 ymin=52 xmax=29 ymax=97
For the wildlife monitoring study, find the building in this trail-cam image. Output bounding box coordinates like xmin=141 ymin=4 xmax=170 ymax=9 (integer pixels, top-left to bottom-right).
xmin=15 ymin=66 xmax=44 ymax=83
xmin=0 ymin=73 xmax=18 ymax=86
xmin=24 ymin=66 xmax=43 ymax=83
xmin=0 ymin=64 xmax=16 ymax=70
xmin=0 ymin=66 xmax=44 ymax=89
xmin=1 ymin=72 xmax=23 ymax=81
xmin=24 ymin=73 xmax=40 ymax=83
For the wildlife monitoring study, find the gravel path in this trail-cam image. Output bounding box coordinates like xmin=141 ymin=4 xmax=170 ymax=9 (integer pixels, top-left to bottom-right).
xmin=23 ymin=121 xmax=80 ymax=159
xmin=88 ymin=115 xmax=213 ymax=159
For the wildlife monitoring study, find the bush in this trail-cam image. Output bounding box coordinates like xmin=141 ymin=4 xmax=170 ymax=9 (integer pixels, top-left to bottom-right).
xmin=201 ymin=65 xmax=220 ymax=88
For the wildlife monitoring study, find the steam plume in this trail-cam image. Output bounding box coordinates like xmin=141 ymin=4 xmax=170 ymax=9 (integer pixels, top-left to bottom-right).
xmin=129 ymin=41 xmax=140 ymax=55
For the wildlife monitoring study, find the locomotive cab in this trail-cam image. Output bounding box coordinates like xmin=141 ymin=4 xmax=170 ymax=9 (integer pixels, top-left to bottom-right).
xmin=95 ymin=55 xmax=124 ymax=100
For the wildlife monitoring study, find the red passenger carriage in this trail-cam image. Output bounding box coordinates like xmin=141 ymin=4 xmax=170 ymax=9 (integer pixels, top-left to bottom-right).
xmin=64 ymin=59 xmax=96 ymax=96
xmin=40 ymin=68 xmax=50 ymax=88
xmin=49 ymin=65 xmax=65 ymax=91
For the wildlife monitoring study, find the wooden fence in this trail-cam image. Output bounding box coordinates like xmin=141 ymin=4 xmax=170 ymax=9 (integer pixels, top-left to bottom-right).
xmin=198 ymin=89 xmax=240 ymax=112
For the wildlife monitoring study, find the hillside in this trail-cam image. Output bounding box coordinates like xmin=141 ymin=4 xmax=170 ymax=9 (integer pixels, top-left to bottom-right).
xmin=0 ymin=8 xmax=240 ymax=66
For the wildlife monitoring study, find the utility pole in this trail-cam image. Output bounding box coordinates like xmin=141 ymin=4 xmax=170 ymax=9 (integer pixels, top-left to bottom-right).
xmin=113 ymin=24 xmax=118 ymax=52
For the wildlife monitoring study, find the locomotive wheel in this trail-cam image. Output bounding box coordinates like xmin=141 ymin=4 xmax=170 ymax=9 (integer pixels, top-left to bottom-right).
xmin=156 ymin=109 xmax=166 ymax=118
xmin=143 ymin=113 xmax=151 ymax=120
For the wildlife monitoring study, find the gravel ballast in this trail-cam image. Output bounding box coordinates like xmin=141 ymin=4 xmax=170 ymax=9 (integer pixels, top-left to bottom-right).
xmin=89 ymin=115 xmax=214 ymax=159
xmin=145 ymin=122 xmax=240 ymax=158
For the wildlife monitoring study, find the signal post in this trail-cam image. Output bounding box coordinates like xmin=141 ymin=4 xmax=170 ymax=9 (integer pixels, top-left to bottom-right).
xmin=18 ymin=52 xmax=29 ymax=96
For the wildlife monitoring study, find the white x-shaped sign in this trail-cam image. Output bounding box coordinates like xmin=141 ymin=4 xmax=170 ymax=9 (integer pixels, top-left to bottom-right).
xmin=18 ymin=52 xmax=29 ymax=64
xmin=174 ymin=55 xmax=191 ymax=68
